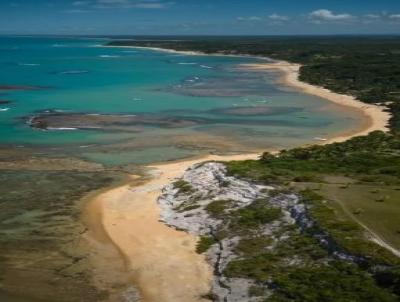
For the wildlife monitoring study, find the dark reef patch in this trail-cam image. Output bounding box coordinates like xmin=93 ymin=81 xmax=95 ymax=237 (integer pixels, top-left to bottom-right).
xmin=0 ymin=85 xmax=48 ymax=91
xmin=27 ymin=109 xmax=322 ymax=132
xmin=210 ymin=105 xmax=303 ymax=116
xmin=28 ymin=112 xmax=205 ymax=130
xmin=163 ymin=74 xmax=281 ymax=97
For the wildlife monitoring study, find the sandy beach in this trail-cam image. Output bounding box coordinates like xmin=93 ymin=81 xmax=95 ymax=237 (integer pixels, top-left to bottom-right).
xmin=239 ymin=61 xmax=391 ymax=144
xmin=90 ymin=153 xmax=260 ymax=302
xmin=87 ymin=56 xmax=392 ymax=302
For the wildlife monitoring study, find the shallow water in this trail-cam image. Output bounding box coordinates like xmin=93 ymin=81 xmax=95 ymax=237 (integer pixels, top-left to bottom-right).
xmin=0 ymin=169 xmax=121 ymax=302
xmin=0 ymin=36 xmax=364 ymax=165
xmin=0 ymin=36 xmax=370 ymax=302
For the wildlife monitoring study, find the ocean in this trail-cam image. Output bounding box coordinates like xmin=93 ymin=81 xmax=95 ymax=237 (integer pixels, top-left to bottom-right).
xmin=0 ymin=36 xmax=364 ymax=165
xmin=0 ymin=36 xmax=367 ymax=302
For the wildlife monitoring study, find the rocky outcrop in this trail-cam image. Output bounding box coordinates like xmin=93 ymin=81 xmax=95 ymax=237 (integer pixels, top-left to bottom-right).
xmin=157 ymin=162 xmax=361 ymax=301
xmin=157 ymin=162 xmax=297 ymax=301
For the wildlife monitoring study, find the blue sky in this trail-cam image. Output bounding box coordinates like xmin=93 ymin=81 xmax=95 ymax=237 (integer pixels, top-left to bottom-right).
xmin=1 ymin=0 xmax=400 ymax=35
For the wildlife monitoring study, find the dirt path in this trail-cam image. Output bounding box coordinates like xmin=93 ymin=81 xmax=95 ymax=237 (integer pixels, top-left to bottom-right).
xmin=336 ymin=201 xmax=400 ymax=258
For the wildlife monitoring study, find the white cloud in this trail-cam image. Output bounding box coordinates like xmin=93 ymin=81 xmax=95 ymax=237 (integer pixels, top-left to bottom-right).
xmin=309 ymin=9 xmax=354 ymax=23
xmin=389 ymin=14 xmax=400 ymax=20
xmin=365 ymin=14 xmax=380 ymax=19
xmin=269 ymin=13 xmax=289 ymax=21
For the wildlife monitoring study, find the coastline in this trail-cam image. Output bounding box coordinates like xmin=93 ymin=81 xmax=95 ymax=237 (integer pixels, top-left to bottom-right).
xmin=90 ymin=153 xmax=261 ymax=302
xmin=90 ymin=47 xmax=392 ymax=301
xmin=239 ymin=61 xmax=391 ymax=144
xmin=105 ymin=44 xmax=390 ymax=143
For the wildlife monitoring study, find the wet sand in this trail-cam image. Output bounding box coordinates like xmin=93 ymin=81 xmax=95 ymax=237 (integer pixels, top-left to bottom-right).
xmin=239 ymin=61 xmax=390 ymax=143
xmin=90 ymin=153 xmax=261 ymax=302
xmin=88 ymin=53 xmax=392 ymax=302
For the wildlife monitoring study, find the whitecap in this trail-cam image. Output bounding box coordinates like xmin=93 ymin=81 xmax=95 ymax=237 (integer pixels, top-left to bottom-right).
xmin=178 ymin=62 xmax=197 ymax=65
xmin=19 ymin=63 xmax=40 ymax=66
xmin=99 ymin=55 xmax=120 ymax=58
xmin=200 ymin=65 xmax=213 ymax=69
xmin=132 ymin=98 xmax=143 ymax=101
xmin=47 ymin=127 xmax=78 ymax=131
xmin=0 ymin=108 xmax=10 ymax=112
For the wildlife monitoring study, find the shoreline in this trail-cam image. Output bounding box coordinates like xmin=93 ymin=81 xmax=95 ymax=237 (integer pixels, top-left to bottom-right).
xmin=105 ymin=44 xmax=390 ymax=143
xmin=238 ymin=61 xmax=390 ymax=144
xmin=89 ymin=46 xmax=392 ymax=301
xmin=90 ymin=153 xmax=261 ymax=302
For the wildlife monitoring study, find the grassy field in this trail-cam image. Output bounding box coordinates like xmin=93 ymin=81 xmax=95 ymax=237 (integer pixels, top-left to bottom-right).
xmin=295 ymin=180 xmax=400 ymax=253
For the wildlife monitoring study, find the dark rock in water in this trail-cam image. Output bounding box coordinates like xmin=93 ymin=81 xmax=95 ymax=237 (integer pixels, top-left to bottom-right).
xmin=0 ymin=85 xmax=47 ymax=91
xmin=30 ymin=119 xmax=49 ymax=130
xmin=209 ymin=105 xmax=302 ymax=116
xmin=163 ymin=74 xmax=282 ymax=97
xmin=0 ymin=100 xmax=12 ymax=105
xmin=27 ymin=109 xmax=313 ymax=132
xmin=28 ymin=111 xmax=205 ymax=131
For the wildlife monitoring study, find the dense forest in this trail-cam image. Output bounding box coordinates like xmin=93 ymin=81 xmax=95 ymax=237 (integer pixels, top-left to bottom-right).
xmin=107 ymin=36 xmax=400 ymax=132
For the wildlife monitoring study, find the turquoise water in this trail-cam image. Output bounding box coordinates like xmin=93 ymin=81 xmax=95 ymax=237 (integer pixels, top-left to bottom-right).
xmin=0 ymin=37 xmax=363 ymax=165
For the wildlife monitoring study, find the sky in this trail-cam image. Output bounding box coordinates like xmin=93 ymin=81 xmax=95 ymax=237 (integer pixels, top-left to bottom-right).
xmin=0 ymin=0 xmax=400 ymax=36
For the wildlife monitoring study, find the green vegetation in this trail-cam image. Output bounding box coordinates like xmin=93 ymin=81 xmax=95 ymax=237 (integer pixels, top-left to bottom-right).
xmin=303 ymin=184 xmax=400 ymax=255
xmin=300 ymin=189 xmax=400 ymax=266
xmin=220 ymin=131 xmax=400 ymax=300
xmin=177 ymin=204 xmax=201 ymax=212
xmin=0 ymin=169 xmax=120 ymax=301
xmin=106 ymin=37 xmax=400 ymax=300
xmin=226 ymin=131 xmax=400 ymax=265
xmin=173 ymin=179 xmax=194 ymax=194
xmin=234 ymin=236 xmax=273 ymax=256
xmin=196 ymin=236 xmax=217 ymax=254
xmin=232 ymin=200 xmax=282 ymax=230
xmin=228 ymin=131 xmax=400 ymax=184
xmin=269 ymin=262 xmax=397 ymax=302
xmin=108 ymin=36 xmax=400 ymax=132
xmin=205 ymin=199 xmax=232 ymax=218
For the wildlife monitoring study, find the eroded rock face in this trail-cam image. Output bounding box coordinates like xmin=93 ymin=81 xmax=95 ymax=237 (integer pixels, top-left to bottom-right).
xmin=157 ymin=163 xmax=298 ymax=302
xmin=157 ymin=162 xmax=362 ymax=302
xmin=158 ymin=162 xmax=272 ymax=236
